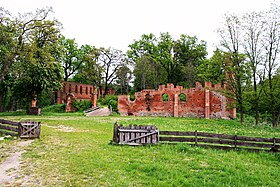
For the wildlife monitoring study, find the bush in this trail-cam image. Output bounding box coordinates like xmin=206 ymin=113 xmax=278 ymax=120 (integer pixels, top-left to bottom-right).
xmin=108 ymin=99 xmax=118 ymax=112
xmin=97 ymin=95 xmax=118 ymax=106
xmin=73 ymin=100 xmax=92 ymax=111
xmin=42 ymin=104 xmax=66 ymax=113
xmin=97 ymin=95 xmax=118 ymax=112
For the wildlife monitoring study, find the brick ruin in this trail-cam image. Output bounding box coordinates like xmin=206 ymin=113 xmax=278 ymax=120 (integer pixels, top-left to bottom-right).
xmin=118 ymin=82 xmax=236 ymax=119
xmin=56 ymin=81 xmax=115 ymax=112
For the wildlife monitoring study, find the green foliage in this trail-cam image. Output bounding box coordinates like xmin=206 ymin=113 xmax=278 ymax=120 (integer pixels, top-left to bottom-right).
xmin=198 ymin=49 xmax=226 ymax=84
xmin=97 ymin=95 xmax=118 ymax=112
xmin=133 ymin=55 xmax=167 ymax=90
xmin=72 ymin=44 xmax=103 ymax=85
xmin=108 ymin=99 xmax=118 ymax=112
xmin=58 ymin=36 xmax=84 ymax=81
xmin=97 ymin=95 xmax=118 ymax=106
xmin=0 ymin=8 xmax=63 ymax=111
xmin=162 ymin=93 xmax=168 ymax=101
xmin=129 ymin=94 xmax=135 ymax=101
xmin=179 ymin=93 xmax=186 ymax=102
xmin=73 ymin=100 xmax=92 ymax=111
xmin=115 ymin=65 xmax=132 ymax=94
xmin=128 ymin=32 xmax=207 ymax=89
xmin=42 ymin=104 xmax=66 ymax=113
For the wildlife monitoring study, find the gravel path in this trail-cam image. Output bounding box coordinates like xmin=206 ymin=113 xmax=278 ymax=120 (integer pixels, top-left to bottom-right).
xmin=86 ymin=107 xmax=112 ymax=116
xmin=0 ymin=140 xmax=33 ymax=186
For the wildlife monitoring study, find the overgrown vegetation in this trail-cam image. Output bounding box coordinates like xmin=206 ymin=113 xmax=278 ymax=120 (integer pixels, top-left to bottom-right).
xmin=41 ymin=104 xmax=66 ymax=113
xmin=1 ymin=4 xmax=280 ymax=126
xmin=0 ymin=114 xmax=279 ymax=186
xmin=97 ymin=95 xmax=118 ymax=112
xmin=73 ymin=100 xmax=92 ymax=111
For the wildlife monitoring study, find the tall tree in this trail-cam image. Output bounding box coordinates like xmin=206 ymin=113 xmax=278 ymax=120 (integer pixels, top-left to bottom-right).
xmin=59 ymin=36 xmax=83 ymax=81
xmin=0 ymin=7 xmax=63 ymax=110
xmin=98 ymin=47 xmax=126 ymax=95
xmin=115 ymin=65 xmax=132 ymax=94
xmin=173 ymin=34 xmax=208 ymax=85
xmin=128 ymin=32 xmax=207 ymax=87
xmin=198 ymin=49 xmax=226 ymax=84
xmin=242 ymin=11 xmax=266 ymax=125
xmin=218 ymin=14 xmax=251 ymax=123
xmin=12 ymin=18 xmax=63 ymax=108
xmin=73 ymin=44 xmax=103 ymax=86
xmin=133 ymin=55 xmax=167 ymax=90
xmin=263 ymin=3 xmax=280 ymax=127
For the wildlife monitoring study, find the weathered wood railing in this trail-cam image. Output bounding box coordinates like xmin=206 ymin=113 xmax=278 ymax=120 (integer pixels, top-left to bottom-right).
xmin=160 ymin=130 xmax=280 ymax=152
xmin=113 ymin=123 xmax=159 ymax=145
xmin=0 ymin=119 xmax=41 ymax=139
xmin=112 ymin=123 xmax=279 ymax=152
xmin=0 ymin=119 xmax=19 ymax=136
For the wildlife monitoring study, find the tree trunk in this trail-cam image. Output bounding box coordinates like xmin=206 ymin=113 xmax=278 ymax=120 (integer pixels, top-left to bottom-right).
xmin=98 ymin=85 xmax=103 ymax=98
xmin=253 ymin=72 xmax=259 ymax=126
xmin=104 ymin=83 xmax=109 ymax=96
xmin=275 ymin=109 xmax=280 ymax=127
xmin=239 ymin=103 xmax=244 ymax=124
xmin=255 ymin=104 xmax=259 ymax=126
xmin=237 ymin=73 xmax=244 ymax=124
xmin=0 ymin=93 xmax=4 ymax=112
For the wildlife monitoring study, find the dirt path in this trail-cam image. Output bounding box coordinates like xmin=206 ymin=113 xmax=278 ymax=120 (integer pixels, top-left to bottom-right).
xmin=0 ymin=140 xmax=34 ymax=186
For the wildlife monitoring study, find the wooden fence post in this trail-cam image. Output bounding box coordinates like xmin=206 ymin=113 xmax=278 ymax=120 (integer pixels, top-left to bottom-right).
xmin=195 ymin=130 xmax=198 ymax=146
xmin=113 ymin=122 xmax=119 ymax=143
xmin=17 ymin=122 xmax=21 ymax=137
xmin=234 ymin=135 xmax=237 ymax=149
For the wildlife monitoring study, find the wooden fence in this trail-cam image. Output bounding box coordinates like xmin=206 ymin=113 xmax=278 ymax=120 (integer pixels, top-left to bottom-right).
xmin=113 ymin=123 xmax=159 ymax=145
xmin=0 ymin=119 xmax=41 ymax=139
xmin=0 ymin=119 xmax=19 ymax=136
xmin=160 ymin=130 xmax=280 ymax=152
xmin=112 ymin=123 xmax=279 ymax=152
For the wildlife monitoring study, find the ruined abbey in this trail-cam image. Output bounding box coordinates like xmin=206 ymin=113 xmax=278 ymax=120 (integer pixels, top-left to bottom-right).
xmin=118 ymin=82 xmax=236 ymax=119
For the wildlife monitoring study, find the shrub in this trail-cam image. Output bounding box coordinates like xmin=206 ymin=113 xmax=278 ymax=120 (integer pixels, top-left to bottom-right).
xmin=108 ymin=99 xmax=118 ymax=112
xmin=42 ymin=104 xmax=66 ymax=113
xmin=73 ymin=100 xmax=92 ymax=111
xmin=97 ymin=95 xmax=118 ymax=112
xmin=97 ymin=95 xmax=118 ymax=106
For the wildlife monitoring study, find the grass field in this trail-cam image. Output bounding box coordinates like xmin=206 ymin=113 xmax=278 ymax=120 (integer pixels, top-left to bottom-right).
xmin=0 ymin=113 xmax=280 ymax=186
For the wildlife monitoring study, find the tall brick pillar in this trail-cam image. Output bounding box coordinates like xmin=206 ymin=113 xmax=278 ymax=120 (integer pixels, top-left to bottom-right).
xmin=205 ymin=82 xmax=211 ymax=119
xmin=91 ymin=93 xmax=97 ymax=108
xmin=57 ymin=91 xmax=61 ymax=104
xmin=174 ymin=93 xmax=179 ymax=117
xmin=232 ymin=107 xmax=236 ymax=119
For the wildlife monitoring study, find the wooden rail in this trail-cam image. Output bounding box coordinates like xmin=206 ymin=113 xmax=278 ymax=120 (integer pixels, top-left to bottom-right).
xmin=160 ymin=130 xmax=280 ymax=152
xmin=0 ymin=119 xmax=41 ymax=139
xmin=0 ymin=119 xmax=19 ymax=136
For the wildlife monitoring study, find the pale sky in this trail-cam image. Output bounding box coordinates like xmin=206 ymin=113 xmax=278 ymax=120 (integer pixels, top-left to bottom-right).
xmin=0 ymin=0 xmax=276 ymax=56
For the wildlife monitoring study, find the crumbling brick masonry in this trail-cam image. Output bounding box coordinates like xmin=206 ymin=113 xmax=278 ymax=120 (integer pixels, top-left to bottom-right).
xmin=118 ymin=82 xmax=236 ymax=119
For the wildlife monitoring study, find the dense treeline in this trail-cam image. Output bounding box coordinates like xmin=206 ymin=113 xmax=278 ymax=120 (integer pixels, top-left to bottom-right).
xmin=0 ymin=4 xmax=279 ymax=127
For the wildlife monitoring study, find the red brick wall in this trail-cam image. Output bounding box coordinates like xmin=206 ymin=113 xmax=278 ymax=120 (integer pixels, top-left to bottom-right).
xmin=118 ymin=82 xmax=236 ymax=119
xmin=57 ymin=82 xmax=95 ymax=104
xmin=57 ymin=82 xmax=116 ymax=104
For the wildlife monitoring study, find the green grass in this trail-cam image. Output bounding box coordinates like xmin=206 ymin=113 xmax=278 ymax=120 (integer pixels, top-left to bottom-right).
xmin=0 ymin=113 xmax=279 ymax=186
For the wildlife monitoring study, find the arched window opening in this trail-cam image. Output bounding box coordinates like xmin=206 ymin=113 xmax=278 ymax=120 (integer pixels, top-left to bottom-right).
xmin=80 ymin=86 xmax=82 ymax=94
xmin=69 ymin=84 xmax=71 ymax=93
xmin=90 ymin=87 xmax=93 ymax=94
xmin=162 ymin=93 xmax=168 ymax=102
xmin=179 ymin=93 xmax=187 ymax=102
xmin=129 ymin=94 xmax=135 ymax=101
xmin=86 ymin=87 xmax=88 ymax=95
xmin=75 ymin=85 xmax=78 ymax=93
